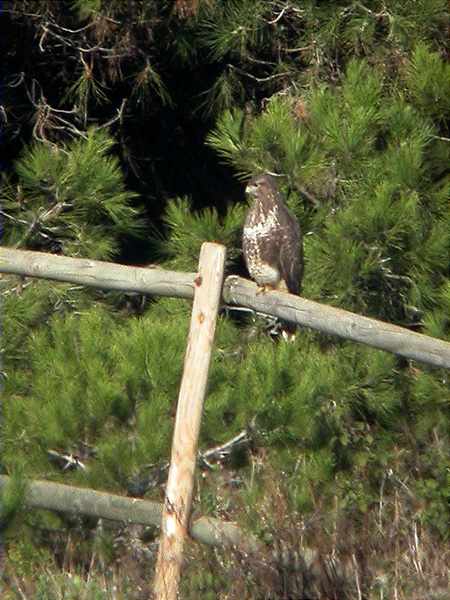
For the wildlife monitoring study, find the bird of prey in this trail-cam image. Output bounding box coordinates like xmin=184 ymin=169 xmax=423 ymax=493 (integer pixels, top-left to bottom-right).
xmin=243 ymin=173 xmax=303 ymax=295
xmin=243 ymin=174 xmax=303 ymax=338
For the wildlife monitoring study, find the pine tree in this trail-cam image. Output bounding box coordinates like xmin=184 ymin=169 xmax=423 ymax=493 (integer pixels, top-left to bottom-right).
xmin=2 ymin=129 xmax=143 ymax=257
xmin=2 ymin=1 xmax=450 ymax=596
xmin=1 ymin=129 xmax=145 ymax=391
xmin=207 ymin=54 xmax=450 ymax=325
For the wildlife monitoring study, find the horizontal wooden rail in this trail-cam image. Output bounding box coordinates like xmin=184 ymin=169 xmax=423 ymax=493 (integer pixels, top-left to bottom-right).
xmin=223 ymin=277 xmax=450 ymax=369
xmin=0 ymin=247 xmax=195 ymax=298
xmin=0 ymin=474 xmax=347 ymax=596
xmin=1 ymin=247 xmax=449 ymax=369
xmin=0 ymin=475 xmax=258 ymax=553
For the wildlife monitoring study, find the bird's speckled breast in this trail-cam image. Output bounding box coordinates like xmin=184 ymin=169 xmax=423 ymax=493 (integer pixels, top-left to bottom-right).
xmin=243 ymin=205 xmax=281 ymax=286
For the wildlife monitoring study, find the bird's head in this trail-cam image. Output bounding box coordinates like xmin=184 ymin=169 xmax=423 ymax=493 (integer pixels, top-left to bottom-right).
xmin=245 ymin=174 xmax=277 ymax=199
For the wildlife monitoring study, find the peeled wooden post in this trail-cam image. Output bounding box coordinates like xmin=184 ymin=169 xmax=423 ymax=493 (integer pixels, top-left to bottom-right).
xmin=153 ymin=242 xmax=226 ymax=600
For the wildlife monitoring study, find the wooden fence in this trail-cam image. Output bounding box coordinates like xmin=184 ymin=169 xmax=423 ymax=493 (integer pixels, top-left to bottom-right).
xmin=0 ymin=475 xmax=257 ymax=553
xmin=1 ymin=245 xmax=450 ymax=599
xmin=1 ymin=247 xmax=449 ymax=368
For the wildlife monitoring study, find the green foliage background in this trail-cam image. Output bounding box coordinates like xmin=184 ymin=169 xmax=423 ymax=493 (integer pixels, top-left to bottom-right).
xmin=1 ymin=0 xmax=449 ymax=597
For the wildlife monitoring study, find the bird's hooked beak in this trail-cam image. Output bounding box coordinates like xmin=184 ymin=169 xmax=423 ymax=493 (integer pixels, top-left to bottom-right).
xmin=245 ymin=181 xmax=258 ymax=197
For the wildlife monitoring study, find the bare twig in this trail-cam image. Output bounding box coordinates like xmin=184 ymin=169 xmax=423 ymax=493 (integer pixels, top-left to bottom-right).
xmin=6 ymin=72 xmax=25 ymax=88
xmin=47 ymin=449 xmax=87 ymax=471
xmin=247 ymin=55 xmax=278 ymax=67
xmin=38 ymin=21 xmax=119 ymax=55
xmin=201 ymin=426 xmax=253 ymax=463
xmin=352 ymin=553 xmax=362 ymax=600
xmin=267 ymin=4 xmax=289 ymax=24
xmin=228 ymin=64 xmax=292 ymax=83
xmin=14 ymin=201 xmax=72 ymax=249
xmin=352 ymin=1 xmax=389 ymax=19
xmin=95 ymin=98 xmax=127 ymax=130
xmin=283 ymin=44 xmax=314 ymax=54
xmin=45 ymin=20 xmax=98 ymax=35
xmin=431 ymin=134 xmax=450 ymax=142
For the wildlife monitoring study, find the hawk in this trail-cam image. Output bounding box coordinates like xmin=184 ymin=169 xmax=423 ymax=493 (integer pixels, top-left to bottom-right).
xmin=243 ymin=174 xmax=303 ymax=338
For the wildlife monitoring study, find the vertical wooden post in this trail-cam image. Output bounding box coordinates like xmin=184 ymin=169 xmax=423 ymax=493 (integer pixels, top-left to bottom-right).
xmin=153 ymin=242 xmax=226 ymax=600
